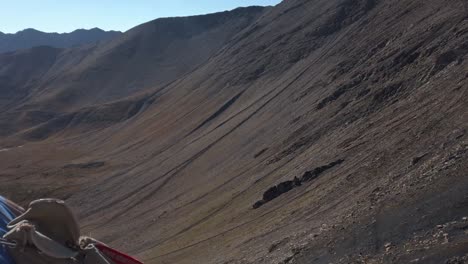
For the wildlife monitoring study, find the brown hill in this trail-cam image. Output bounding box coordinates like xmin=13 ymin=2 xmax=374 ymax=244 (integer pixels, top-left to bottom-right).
xmin=0 ymin=1 xmax=467 ymax=263
xmin=0 ymin=7 xmax=267 ymax=112
xmin=0 ymin=7 xmax=267 ymax=138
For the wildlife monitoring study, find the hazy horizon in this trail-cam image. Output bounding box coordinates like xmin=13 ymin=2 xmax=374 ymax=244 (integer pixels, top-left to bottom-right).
xmin=1 ymin=0 xmax=281 ymax=34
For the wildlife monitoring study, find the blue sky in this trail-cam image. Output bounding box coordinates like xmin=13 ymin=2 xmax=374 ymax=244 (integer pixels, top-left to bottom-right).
xmin=1 ymin=0 xmax=282 ymax=34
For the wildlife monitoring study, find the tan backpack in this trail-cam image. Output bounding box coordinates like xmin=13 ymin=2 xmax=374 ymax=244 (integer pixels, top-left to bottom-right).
xmin=2 ymin=199 xmax=126 ymax=264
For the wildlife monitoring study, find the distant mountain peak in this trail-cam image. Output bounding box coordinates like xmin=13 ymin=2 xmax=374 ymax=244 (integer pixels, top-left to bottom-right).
xmin=71 ymin=27 xmax=106 ymax=33
xmin=18 ymin=28 xmax=42 ymax=34
xmin=0 ymin=28 xmax=122 ymax=53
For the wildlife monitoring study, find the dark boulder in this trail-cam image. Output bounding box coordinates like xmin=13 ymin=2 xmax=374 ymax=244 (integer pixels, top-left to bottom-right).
xmin=252 ymin=200 xmax=265 ymax=209
xmin=294 ymin=177 xmax=302 ymax=186
xmin=277 ymin=181 xmax=294 ymax=194
xmin=302 ymin=170 xmax=319 ymax=182
xmin=263 ymin=186 xmax=280 ymax=201
xmin=253 ymin=159 xmax=345 ymax=209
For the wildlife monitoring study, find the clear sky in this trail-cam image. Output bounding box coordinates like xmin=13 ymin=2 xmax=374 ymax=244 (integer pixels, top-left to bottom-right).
xmin=1 ymin=0 xmax=282 ymax=34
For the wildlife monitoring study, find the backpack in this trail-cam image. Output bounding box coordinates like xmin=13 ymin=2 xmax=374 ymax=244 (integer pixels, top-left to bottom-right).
xmin=1 ymin=198 xmax=143 ymax=264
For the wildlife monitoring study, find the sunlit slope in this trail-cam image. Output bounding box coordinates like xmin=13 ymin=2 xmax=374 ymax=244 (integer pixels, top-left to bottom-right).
xmin=0 ymin=0 xmax=466 ymax=263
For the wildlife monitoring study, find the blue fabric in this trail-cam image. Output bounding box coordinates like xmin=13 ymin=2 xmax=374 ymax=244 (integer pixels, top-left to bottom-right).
xmin=0 ymin=196 xmax=16 ymax=264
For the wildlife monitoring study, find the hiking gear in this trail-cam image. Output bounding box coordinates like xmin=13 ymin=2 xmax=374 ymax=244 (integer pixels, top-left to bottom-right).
xmin=96 ymin=243 xmax=144 ymax=264
xmin=1 ymin=196 xmax=22 ymax=264
xmin=3 ymin=198 xmax=143 ymax=264
xmin=0 ymin=237 xmax=17 ymax=248
xmin=8 ymin=198 xmax=80 ymax=247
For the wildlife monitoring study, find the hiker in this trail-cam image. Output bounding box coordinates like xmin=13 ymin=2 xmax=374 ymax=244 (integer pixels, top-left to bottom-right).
xmin=0 ymin=197 xmax=143 ymax=264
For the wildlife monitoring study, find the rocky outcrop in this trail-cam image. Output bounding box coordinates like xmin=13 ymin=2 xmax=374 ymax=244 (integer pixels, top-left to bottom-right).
xmin=253 ymin=159 xmax=344 ymax=209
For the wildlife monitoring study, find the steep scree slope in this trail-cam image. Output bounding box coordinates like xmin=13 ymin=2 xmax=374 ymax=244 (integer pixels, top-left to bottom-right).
xmin=0 ymin=0 xmax=467 ymax=263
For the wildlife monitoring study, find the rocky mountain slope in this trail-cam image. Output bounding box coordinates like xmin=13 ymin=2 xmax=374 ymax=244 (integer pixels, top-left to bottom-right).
xmin=0 ymin=0 xmax=467 ymax=263
xmin=0 ymin=28 xmax=121 ymax=53
xmin=0 ymin=7 xmax=267 ymax=137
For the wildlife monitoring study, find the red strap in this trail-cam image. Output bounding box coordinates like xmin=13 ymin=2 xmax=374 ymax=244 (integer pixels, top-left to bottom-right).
xmin=95 ymin=244 xmax=143 ymax=264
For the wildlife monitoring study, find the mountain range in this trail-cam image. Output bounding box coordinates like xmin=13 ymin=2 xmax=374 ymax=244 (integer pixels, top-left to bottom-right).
xmin=0 ymin=28 xmax=121 ymax=53
xmin=0 ymin=0 xmax=467 ymax=263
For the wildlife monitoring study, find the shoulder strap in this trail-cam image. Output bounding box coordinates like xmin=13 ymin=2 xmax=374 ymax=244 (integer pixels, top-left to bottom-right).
xmin=80 ymin=244 xmax=114 ymax=264
xmin=4 ymin=220 xmax=79 ymax=259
